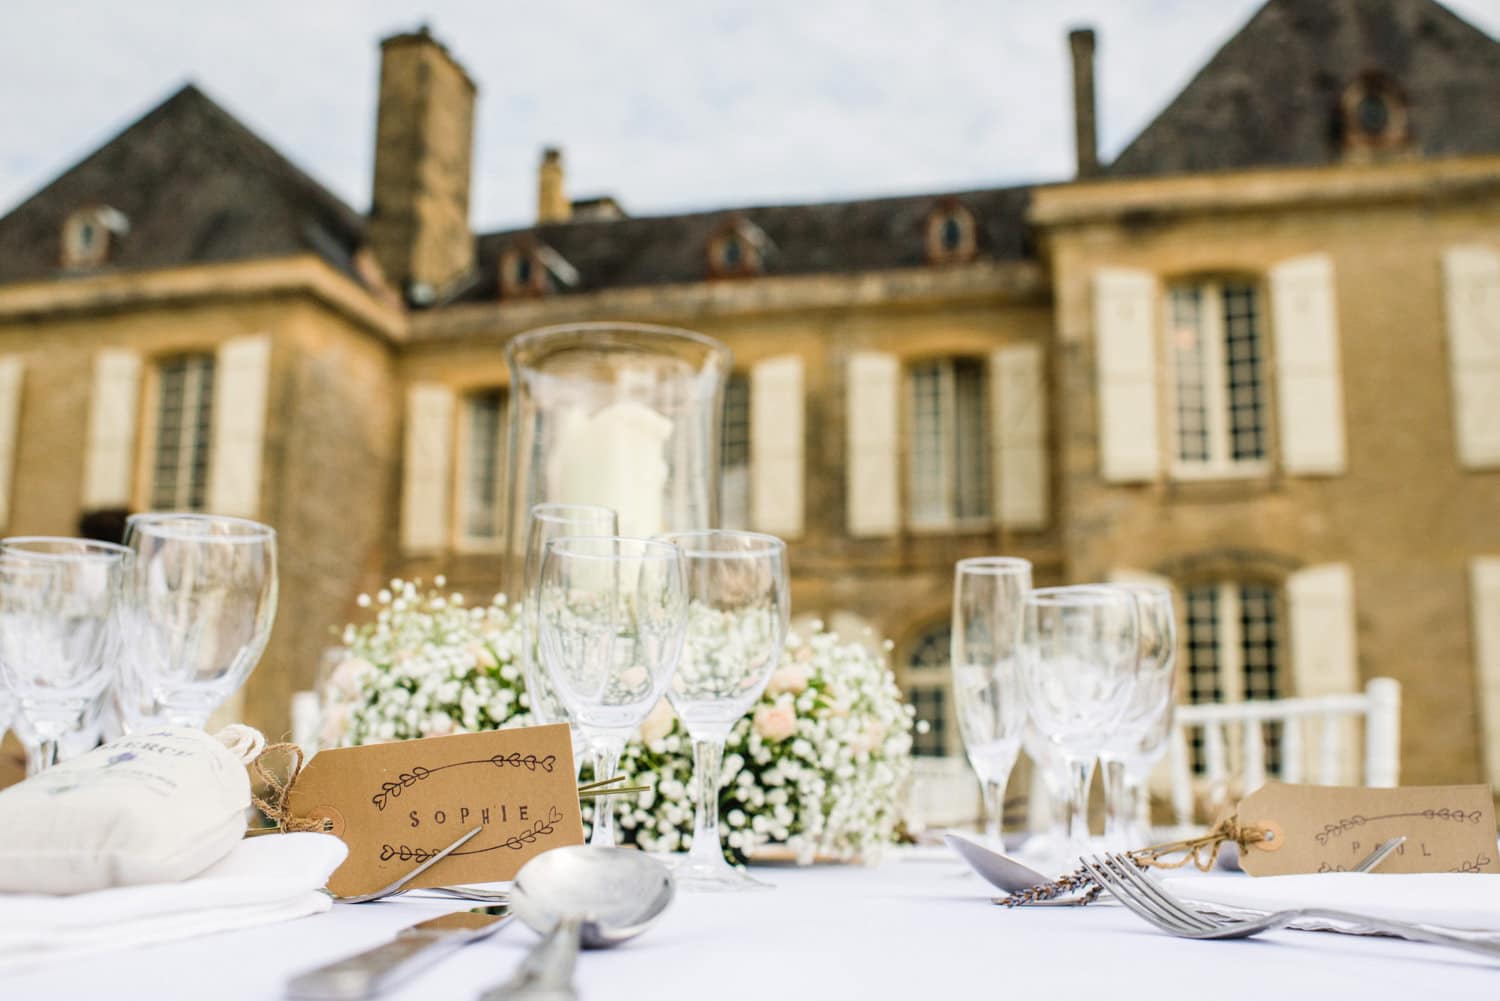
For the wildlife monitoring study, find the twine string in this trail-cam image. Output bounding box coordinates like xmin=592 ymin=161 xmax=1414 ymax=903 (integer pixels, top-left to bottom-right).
xmin=249 ymin=742 xmax=330 ymax=834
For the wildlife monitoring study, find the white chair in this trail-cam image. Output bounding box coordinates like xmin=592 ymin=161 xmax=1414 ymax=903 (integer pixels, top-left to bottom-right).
xmin=1166 ymin=677 xmax=1401 ymax=828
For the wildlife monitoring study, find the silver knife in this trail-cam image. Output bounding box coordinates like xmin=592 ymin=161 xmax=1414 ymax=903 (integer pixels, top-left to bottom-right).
xmin=286 ymin=905 xmax=512 ymax=1000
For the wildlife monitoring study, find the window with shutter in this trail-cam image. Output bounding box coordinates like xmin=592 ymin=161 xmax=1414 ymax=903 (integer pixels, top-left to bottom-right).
xmin=1269 ymin=254 xmax=1347 ymax=475
xmin=1184 ymin=581 xmax=1285 ymax=774
xmin=1166 ymin=279 xmax=1270 ymax=478
xmin=1093 ymin=268 xmax=1161 ymax=482
xmin=150 ymin=353 xmax=215 ymax=512
xmin=208 ymin=334 xmax=271 ymax=518
xmin=845 ymin=352 xmax=900 ymax=537
xmin=905 ymin=357 xmax=989 ymax=531
xmin=457 ymin=388 xmax=508 ymax=546
xmin=1442 ymin=246 xmax=1500 ymax=469
xmin=750 ymin=355 xmax=804 ymax=538
xmin=991 ymin=343 xmax=1047 ymax=530
xmin=83 ymin=349 xmax=142 ymax=510
xmin=400 ymin=383 xmax=456 ymax=553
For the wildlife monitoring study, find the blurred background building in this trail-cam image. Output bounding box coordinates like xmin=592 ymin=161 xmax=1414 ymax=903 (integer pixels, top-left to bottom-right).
xmin=0 ymin=0 xmax=1497 ymax=804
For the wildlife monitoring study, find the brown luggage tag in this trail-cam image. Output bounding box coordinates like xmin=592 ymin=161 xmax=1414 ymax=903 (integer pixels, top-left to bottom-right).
xmin=1235 ymin=781 xmax=1498 ymax=876
xmin=277 ymin=723 xmax=584 ymax=897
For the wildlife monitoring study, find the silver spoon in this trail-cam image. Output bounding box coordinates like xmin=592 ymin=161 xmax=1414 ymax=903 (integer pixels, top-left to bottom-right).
xmin=944 ymin=831 xmax=1051 ymax=893
xmin=478 ymin=846 xmax=674 ymax=1001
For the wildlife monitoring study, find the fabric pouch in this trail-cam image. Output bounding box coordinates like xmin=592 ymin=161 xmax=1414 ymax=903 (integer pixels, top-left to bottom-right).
xmin=0 ymin=726 xmax=260 ymax=894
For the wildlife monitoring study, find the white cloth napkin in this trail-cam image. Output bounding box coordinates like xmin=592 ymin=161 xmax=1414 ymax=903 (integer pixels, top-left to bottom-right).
xmin=1165 ymin=873 xmax=1500 ymax=937
xmin=0 ymin=832 xmax=347 ymax=973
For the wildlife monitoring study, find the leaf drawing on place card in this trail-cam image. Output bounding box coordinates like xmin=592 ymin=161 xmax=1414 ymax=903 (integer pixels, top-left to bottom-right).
xmin=378 ymin=807 xmax=565 ymax=863
xmin=371 ymin=753 xmax=560 ymax=811
xmin=1315 ymin=808 xmax=1486 ymax=846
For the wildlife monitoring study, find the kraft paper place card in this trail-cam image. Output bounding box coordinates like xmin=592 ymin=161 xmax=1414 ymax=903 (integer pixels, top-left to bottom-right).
xmin=286 ymin=723 xmax=583 ymax=897
xmin=1237 ymin=782 xmax=1499 ymax=876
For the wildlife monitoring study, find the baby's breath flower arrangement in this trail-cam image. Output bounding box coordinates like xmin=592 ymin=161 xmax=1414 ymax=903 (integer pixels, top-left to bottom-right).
xmin=322 ymin=583 xmax=915 ymax=864
xmin=320 ymin=578 xmax=531 ymax=748
xmin=602 ymin=623 xmax=915 ymax=865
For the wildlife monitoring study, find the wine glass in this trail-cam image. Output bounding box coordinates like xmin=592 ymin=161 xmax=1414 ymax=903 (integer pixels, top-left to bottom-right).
xmin=536 ymin=536 xmax=686 ymax=847
xmin=522 ymin=503 xmax=618 ymax=773
xmin=1020 ymin=586 xmax=1140 ymax=863
xmin=1099 ymin=583 xmax=1177 ymax=850
xmin=951 ymin=557 xmax=1031 ymax=847
xmin=122 ymin=513 xmax=277 ymax=728
xmin=655 ymin=530 xmax=789 ymax=891
xmin=0 ymin=539 xmax=130 ymax=773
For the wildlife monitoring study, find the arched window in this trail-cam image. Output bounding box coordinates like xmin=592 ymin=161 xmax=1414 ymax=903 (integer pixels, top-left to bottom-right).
xmin=498 ymin=240 xmax=579 ymax=299
xmin=1339 ymin=71 xmax=1409 ymax=157
xmin=706 ymin=216 xmax=770 ymax=278
xmin=61 ymin=205 xmax=128 ymax=269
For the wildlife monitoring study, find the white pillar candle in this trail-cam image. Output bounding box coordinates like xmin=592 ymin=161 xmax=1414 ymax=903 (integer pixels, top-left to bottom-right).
xmin=548 ymin=399 xmax=674 ymax=538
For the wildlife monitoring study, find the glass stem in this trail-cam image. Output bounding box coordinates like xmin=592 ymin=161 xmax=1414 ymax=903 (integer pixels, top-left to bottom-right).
xmin=28 ymin=738 xmax=59 ymax=776
xmin=981 ymin=774 xmax=1009 ymax=845
xmin=688 ymin=736 xmax=728 ymax=865
xmin=1064 ymin=755 xmax=1097 ymax=853
xmin=1101 ymin=757 xmax=1129 ymax=849
xmin=590 ymin=740 xmax=623 ymax=848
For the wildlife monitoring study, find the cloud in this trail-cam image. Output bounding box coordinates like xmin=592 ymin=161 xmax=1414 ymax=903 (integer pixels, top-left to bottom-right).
xmin=1 ymin=0 xmax=1497 ymax=229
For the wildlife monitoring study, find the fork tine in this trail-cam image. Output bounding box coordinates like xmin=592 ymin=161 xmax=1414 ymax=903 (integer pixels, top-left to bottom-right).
xmin=1079 ymin=857 xmax=1183 ymax=932
xmin=1101 ymin=854 xmax=1217 ymax=931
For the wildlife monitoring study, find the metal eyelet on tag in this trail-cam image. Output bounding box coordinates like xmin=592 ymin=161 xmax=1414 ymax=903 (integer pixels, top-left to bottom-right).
xmin=310 ymin=805 xmax=346 ymax=837
xmin=1250 ymin=819 xmax=1284 ymax=852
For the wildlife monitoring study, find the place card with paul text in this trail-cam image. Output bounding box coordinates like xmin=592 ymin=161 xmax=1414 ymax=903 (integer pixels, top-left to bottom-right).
xmin=1236 ymin=782 xmax=1499 ymax=876
xmin=285 ymin=723 xmax=583 ymax=897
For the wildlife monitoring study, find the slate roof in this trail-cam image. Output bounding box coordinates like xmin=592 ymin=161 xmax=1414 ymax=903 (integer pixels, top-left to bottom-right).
xmin=454 ymin=186 xmax=1036 ymax=302
xmin=0 ymin=84 xmax=365 ymax=286
xmin=1110 ymin=0 xmax=1500 ymax=177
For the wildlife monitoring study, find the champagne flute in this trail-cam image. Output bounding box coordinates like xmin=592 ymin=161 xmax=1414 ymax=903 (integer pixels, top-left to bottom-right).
xmin=656 ymin=530 xmax=789 ymax=891
xmin=1020 ymin=586 xmax=1140 ymax=864
xmin=951 ymin=557 xmax=1031 ymax=847
xmin=522 ymin=503 xmax=618 ymax=772
xmin=1099 ymin=584 xmax=1176 ymax=850
xmin=536 ymin=536 xmax=686 ymax=847
xmin=122 ymin=513 xmax=277 ymax=728
xmin=0 ymin=539 xmax=129 ymax=773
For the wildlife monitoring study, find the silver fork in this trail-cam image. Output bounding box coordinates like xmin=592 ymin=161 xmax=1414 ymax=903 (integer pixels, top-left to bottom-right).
xmin=334 ymin=826 xmax=509 ymax=905
xmin=1080 ymin=853 xmax=1500 ymax=962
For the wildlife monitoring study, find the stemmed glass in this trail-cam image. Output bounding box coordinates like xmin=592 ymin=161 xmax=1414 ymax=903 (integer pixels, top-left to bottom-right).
xmin=1099 ymin=584 xmax=1177 ymax=850
xmin=0 ymin=539 xmax=130 ymax=773
xmin=951 ymin=557 xmax=1031 ymax=847
xmin=537 ymin=536 xmax=687 ymax=848
xmin=521 ymin=503 xmax=618 ymax=772
xmin=656 ymin=530 xmax=789 ymax=892
xmin=121 ymin=513 xmax=278 ymax=728
xmin=1020 ymin=586 xmax=1140 ymax=863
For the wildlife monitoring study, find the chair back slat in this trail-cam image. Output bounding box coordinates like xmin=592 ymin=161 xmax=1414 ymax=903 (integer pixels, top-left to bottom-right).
xmin=1242 ymin=717 xmax=1266 ymax=791
xmin=1169 ymin=726 xmax=1194 ymax=828
xmin=1317 ymin=713 xmax=1341 ymax=785
xmin=1280 ymin=716 xmax=1304 ymax=784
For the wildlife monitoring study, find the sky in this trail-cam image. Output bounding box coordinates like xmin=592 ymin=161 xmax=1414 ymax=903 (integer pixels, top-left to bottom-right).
xmin=2 ymin=1 xmax=1499 ymax=232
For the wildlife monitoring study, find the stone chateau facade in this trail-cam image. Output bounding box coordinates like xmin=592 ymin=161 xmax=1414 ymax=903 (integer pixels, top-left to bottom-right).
xmin=0 ymin=0 xmax=1498 ymax=810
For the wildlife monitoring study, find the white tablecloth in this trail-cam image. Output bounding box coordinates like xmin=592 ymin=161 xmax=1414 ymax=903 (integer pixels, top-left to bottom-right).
xmin=5 ymin=855 xmax=1496 ymax=999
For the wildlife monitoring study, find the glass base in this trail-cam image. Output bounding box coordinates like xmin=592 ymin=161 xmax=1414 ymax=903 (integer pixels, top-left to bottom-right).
xmin=666 ymin=855 xmax=774 ymax=893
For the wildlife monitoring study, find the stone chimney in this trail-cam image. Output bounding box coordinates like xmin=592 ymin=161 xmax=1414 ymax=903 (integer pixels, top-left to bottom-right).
xmin=1068 ymin=27 xmax=1100 ymax=178
xmin=368 ymin=26 xmax=476 ymax=301
xmin=537 ymin=147 xmax=571 ymax=224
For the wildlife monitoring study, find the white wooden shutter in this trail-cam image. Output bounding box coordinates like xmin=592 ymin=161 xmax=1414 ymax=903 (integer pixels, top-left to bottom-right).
xmin=1442 ymin=246 xmax=1500 ymax=468
xmin=1093 ymin=268 xmax=1160 ymax=482
xmin=1470 ymin=559 xmax=1500 ymax=784
xmin=1287 ymin=562 xmax=1359 ymax=783
xmin=1271 ymin=254 xmax=1347 ymax=475
xmin=400 ymin=383 xmax=455 ymax=552
xmin=207 ymin=334 xmax=272 ymax=518
xmin=990 ymin=342 xmax=1048 ymax=530
xmin=845 ymin=352 xmax=900 ymax=537
xmin=750 ymin=354 xmax=804 ymax=538
xmin=82 ymin=349 xmax=142 ymax=509
xmin=0 ymin=357 xmax=21 ymax=530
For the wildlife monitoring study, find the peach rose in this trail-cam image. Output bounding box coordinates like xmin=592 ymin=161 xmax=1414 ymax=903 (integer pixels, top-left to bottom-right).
xmin=422 ymin=714 xmax=456 ymax=738
xmin=639 ymin=699 xmax=676 ymax=744
xmin=318 ymin=702 xmax=347 ymax=748
xmin=329 ymin=657 xmax=372 ymax=698
xmin=753 ymin=701 xmax=797 ymax=742
xmin=765 ymin=662 xmax=810 ymax=696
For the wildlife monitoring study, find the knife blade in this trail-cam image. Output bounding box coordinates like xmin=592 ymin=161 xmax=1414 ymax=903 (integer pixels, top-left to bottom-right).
xmin=286 ymin=905 xmax=512 ymax=1000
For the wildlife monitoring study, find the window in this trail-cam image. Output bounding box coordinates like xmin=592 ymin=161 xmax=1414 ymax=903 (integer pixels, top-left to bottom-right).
xmin=150 ymin=354 xmax=215 ymax=510
xmin=459 ymin=389 xmax=508 ymax=544
xmin=719 ymin=374 xmax=750 ymax=530
xmin=706 ymin=216 xmax=769 ymax=278
xmin=1185 ymin=581 xmax=1284 ymax=772
xmin=907 ymin=358 xmax=989 ymax=529
xmin=925 ymin=199 xmax=977 ymax=264
xmin=904 ymin=622 xmax=954 ymax=757
xmin=1340 ymin=71 xmax=1409 ymax=156
xmin=61 ymin=205 xmax=128 ymax=269
xmin=1167 ymin=279 xmax=1268 ymax=476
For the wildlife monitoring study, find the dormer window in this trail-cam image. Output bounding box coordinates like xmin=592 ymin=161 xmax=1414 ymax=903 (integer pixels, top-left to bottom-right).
xmin=925 ymin=199 xmax=976 ymax=265
xmin=498 ymin=239 xmax=579 ymax=299
xmin=61 ymin=205 xmax=129 ymax=269
xmin=1340 ymin=71 xmax=1410 ymax=158
xmin=707 ymin=216 xmax=770 ymax=279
